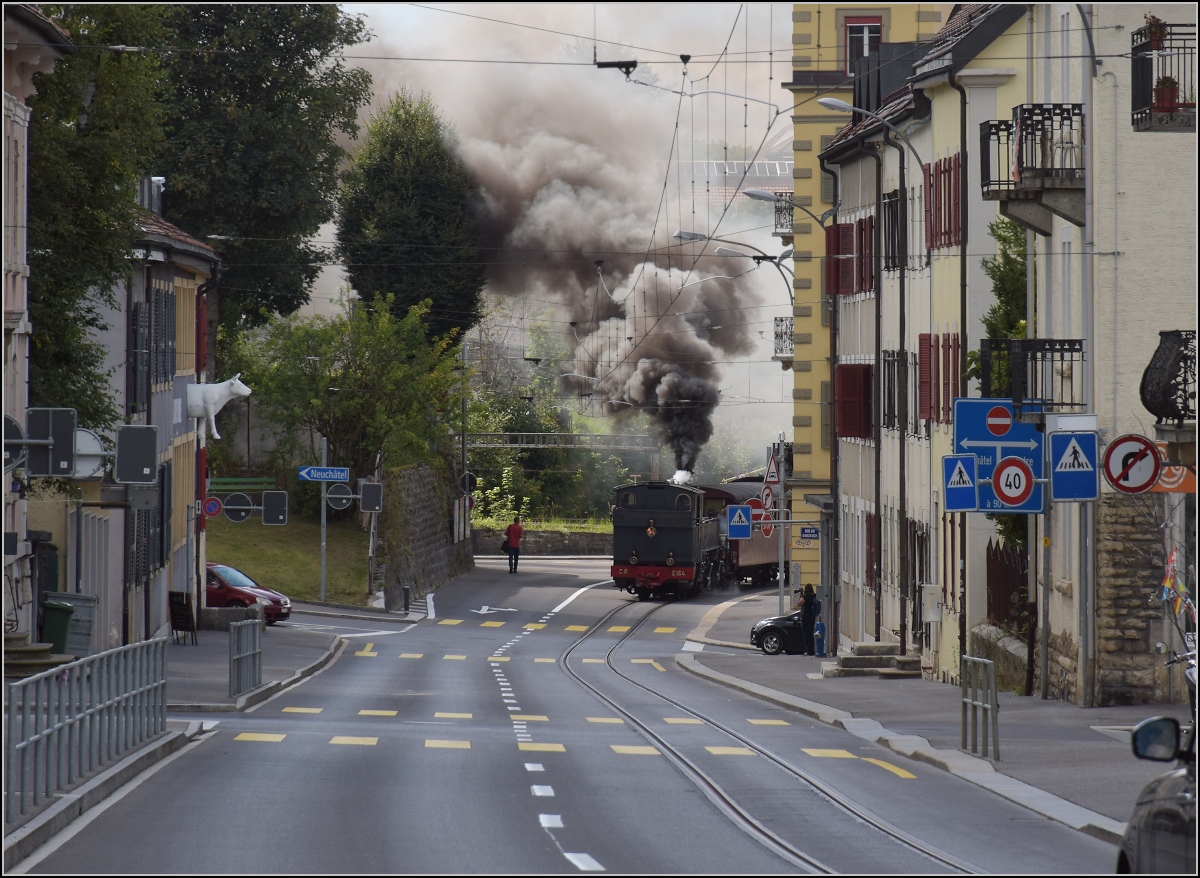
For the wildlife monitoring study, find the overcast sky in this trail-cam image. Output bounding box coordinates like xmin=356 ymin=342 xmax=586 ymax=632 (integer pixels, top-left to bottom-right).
xmin=315 ymin=3 xmax=798 ymax=456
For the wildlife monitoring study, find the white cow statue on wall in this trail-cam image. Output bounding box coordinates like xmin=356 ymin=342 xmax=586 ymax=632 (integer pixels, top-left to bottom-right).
xmin=187 ymin=374 xmax=251 ymax=440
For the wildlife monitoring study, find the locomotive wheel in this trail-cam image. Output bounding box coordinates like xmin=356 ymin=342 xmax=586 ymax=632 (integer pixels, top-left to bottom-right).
xmin=761 ymin=631 xmax=784 ymax=655
xmin=634 ymin=588 xmax=650 ymax=601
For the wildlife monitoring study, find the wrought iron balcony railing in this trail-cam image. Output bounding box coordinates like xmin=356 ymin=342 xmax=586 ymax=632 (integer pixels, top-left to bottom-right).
xmin=774 ymin=316 xmax=794 ymax=362
xmin=772 ymin=191 xmax=794 ymax=236
xmin=980 ymin=104 xmax=1085 ymax=198
xmin=1140 ymin=330 xmax=1196 ymax=426
xmin=978 ymin=338 xmax=1086 ymax=413
xmin=1131 ymin=22 xmax=1196 ymax=131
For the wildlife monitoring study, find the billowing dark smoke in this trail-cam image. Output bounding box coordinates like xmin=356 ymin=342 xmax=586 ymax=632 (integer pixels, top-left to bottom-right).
xmin=353 ymin=8 xmax=788 ymax=470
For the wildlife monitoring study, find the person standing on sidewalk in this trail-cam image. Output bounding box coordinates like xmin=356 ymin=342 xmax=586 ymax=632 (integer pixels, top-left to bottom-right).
xmin=801 ymin=584 xmax=821 ymax=655
xmin=504 ymin=516 xmax=525 ymax=574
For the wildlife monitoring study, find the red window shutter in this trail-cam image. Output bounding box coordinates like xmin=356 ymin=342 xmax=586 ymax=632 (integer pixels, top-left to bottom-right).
xmin=865 ymin=216 xmax=875 ymax=291
xmin=866 ymin=512 xmax=876 ymax=589
xmin=951 ymin=333 xmax=961 ymax=412
xmin=837 ymin=223 xmax=855 ymax=295
xmin=918 ymin=333 xmax=932 ymax=420
xmin=923 ymin=164 xmax=932 ymax=251
xmin=941 ymin=333 xmax=952 ymax=422
xmin=952 ymin=154 xmax=961 ymax=246
xmin=853 ymin=219 xmax=864 ymax=293
xmin=825 ymin=224 xmax=839 ymax=294
xmin=931 ymin=334 xmax=941 ymax=423
xmin=861 ymin=362 xmax=874 ymax=436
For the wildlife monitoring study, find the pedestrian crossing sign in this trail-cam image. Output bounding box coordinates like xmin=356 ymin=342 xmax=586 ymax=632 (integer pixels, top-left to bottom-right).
xmin=727 ymin=505 xmax=752 ymax=540
xmin=942 ymin=454 xmax=978 ymax=512
xmin=1049 ymin=431 xmax=1099 ymax=502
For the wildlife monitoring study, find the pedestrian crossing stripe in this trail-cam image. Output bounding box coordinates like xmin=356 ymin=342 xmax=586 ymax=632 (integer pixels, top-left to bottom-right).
xmin=946 ymin=460 xmax=973 ymax=488
xmin=730 ymin=508 xmax=750 ymax=527
xmin=1054 ymin=436 xmax=1094 ymax=472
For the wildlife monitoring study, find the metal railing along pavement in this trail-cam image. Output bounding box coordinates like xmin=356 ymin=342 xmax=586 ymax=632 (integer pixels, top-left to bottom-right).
xmin=961 ymin=655 xmax=1001 ymax=761
xmin=229 ymin=619 xmax=262 ymax=698
xmin=5 ymin=637 xmax=167 ymax=824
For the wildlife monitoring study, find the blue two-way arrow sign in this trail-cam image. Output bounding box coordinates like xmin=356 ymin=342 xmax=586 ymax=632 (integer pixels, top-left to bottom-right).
xmin=298 ymin=465 xmax=350 ymax=482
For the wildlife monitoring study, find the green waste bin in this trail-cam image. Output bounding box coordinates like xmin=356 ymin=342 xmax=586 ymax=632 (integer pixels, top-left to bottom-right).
xmin=42 ymin=600 xmax=75 ymax=655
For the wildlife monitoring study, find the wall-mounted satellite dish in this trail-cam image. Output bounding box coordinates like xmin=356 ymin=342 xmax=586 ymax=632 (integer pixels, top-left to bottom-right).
xmin=73 ymin=428 xmax=107 ymax=479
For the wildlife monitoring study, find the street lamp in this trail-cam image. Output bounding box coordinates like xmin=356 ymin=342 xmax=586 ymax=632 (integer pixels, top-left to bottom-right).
xmin=671 ymin=230 xmax=794 ymax=306
xmin=742 ymin=188 xmax=838 ymax=231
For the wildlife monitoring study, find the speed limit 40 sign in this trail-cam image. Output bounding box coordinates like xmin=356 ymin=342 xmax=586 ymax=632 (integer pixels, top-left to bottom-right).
xmin=993 ymin=457 xmax=1036 ymax=507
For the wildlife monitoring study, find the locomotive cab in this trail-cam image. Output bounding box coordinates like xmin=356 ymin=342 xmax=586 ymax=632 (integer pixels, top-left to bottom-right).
xmin=610 ymin=482 xmax=721 ymax=599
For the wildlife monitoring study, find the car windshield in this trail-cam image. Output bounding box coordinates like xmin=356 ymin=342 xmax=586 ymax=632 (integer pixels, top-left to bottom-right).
xmin=212 ymin=566 xmax=259 ymax=589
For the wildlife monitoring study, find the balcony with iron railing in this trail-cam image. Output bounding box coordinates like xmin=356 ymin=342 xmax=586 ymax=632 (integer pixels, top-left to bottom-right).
xmin=773 ymin=315 xmax=794 ymax=369
xmin=1141 ymin=329 xmax=1196 ymax=467
xmin=979 ymin=338 xmax=1087 ymax=415
xmin=1131 ymin=21 xmax=1196 ymax=132
xmin=979 ymin=104 xmax=1084 ymax=236
xmin=770 ymin=191 xmax=794 ymax=237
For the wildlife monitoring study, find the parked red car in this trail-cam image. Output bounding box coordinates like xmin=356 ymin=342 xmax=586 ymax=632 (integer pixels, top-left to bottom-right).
xmin=205 ymin=563 xmax=292 ymax=624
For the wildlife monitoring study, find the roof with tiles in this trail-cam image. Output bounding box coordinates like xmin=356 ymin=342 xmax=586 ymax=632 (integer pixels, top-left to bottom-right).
xmin=136 ymin=210 xmax=218 ymax=258
xmin=824 ymin=85 xmax=919 ymax=153
xmin=8 ymin=4 xmax=75 ymax=50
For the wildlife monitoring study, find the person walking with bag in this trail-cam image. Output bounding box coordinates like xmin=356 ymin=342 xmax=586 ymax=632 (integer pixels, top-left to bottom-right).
xmin=504 ymin=516 xmax=525 ymax=574
xmin=801 ymin=584 xmax=821 ymax=656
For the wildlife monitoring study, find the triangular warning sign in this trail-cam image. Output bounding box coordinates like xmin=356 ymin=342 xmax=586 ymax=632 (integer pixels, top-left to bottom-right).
xmin=947 ymin=461 xmax=973 ymax=488
xmin=730 ymin=509 xmax=749 ymax=527
xmin=1055 ymin=437 xmax=1094 ymax=472
xmin=764 ymin=455 xmax=780 ymax=485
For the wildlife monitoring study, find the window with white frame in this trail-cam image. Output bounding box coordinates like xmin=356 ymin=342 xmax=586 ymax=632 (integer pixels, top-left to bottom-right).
xmin=845 ymin=17 xmax=882 ymax=73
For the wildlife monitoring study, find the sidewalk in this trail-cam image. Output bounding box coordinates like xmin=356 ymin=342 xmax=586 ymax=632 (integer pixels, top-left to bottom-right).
xmin=682 ymin=589 xmax=1195 ymax=845
xmin=7 ymin=588 xmax=1192 ymax=867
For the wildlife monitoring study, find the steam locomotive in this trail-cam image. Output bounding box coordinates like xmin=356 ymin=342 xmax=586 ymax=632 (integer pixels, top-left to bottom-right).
xmin=610 ymin=480 xmax=781 ymax=600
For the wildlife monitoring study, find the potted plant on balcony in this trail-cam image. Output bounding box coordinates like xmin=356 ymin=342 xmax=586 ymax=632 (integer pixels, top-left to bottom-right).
xmin=1144 ymin=13 xmax=1167 ymax=49
xmin=1153 ymin=74 xmax=1180 ymax=112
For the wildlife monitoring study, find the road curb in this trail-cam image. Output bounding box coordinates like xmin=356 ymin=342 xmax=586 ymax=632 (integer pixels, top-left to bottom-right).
xmin=675 ymin=653 xmax=1126 ymax=846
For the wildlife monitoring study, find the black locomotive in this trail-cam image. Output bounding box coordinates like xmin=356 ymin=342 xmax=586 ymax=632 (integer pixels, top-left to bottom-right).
xmin=610 ymin=480 xmax=781 ymax=600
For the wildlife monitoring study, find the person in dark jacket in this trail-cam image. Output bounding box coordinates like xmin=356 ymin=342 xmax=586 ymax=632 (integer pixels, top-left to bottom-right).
xmin=801 ymin=584 xmax=821 ymax=655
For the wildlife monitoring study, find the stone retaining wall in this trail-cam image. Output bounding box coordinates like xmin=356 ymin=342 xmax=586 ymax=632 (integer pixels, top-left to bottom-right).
xmin=471 ymin=529 xmax=611 ymax=556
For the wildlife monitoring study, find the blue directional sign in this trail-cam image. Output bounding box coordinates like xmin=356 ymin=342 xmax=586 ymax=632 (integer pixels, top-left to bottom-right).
xmin=1049 ymin=431 xmax=1099 ymax=502
xmin=953 ymin=399 xmax=1044 ymax=513
xmin=799 ymin=526 xmax=820 ymax=541
xmin=942 ymin=454 xmax=979 ymax=512
xmin=298 ymin=465 xmax=350 ymax=483
xmin=727 ymin=505 xmax=752 ymax=540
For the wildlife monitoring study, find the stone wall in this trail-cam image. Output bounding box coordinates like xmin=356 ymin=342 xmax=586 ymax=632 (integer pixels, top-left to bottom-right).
xmin=1095 ymin=492 xmax=1178 ymax=706
xmin=377 ymin=463 xmax=473 ymax=610
xmin=471 ymin=529 xmax=612 ymax=556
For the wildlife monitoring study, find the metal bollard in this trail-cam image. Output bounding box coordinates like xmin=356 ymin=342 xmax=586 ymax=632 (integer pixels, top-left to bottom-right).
xmin=403 ymin=585 xmax=410 ymax=614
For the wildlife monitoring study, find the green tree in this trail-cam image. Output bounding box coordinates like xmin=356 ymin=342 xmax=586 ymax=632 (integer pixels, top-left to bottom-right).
xmin=155 ymin=5 xmax=371 ymax=337
xmin=236 ymin=296 xmax=462 ymax=489
xmin=968 ymin=217 xmax=1028 ymax=549
xmin=26 ymin=4 xmax=166 ymax=428
xmin=338 ymin=89 xmax=486 ymax=339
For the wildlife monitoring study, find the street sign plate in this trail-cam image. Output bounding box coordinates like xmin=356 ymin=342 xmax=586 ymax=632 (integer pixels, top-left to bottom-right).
xmin=261 ymin=491 xmax=288 ymax=525
xmin=993 ymin=457 xmax=1035 ymax=506
xmin=799 ymin=526 xmax=820 ymax=540
xmin=223 ymin=492 xmax=253 ymax=523
xmin=327 ymin=483 xmax=353 ymax=510
xmin=298 ymin=465 xmax=350 ymax=482
xmin=953 ymin=398 xmax=1043 ymax=513
xmin=4 ymin=414 xmax=24 ymax=471
xmin=727 ymin=505 xmax=752 ymax=540
xmin=764 ymin=454 xmax=780 ymax=486
xmin=1102 ymin=434 xmax=1161 ymax=494
xmin=115 ymin=424 xmax=158 ymax=485
xmin=942 ymin=454 xmax=979 ymax=512
xmin=359 ymin=482 xmax=383 ymax=513
xmin=26 ymin=408 xmax=76 ymax=477
xmin=760 ymin=484 xmax=775 ymax=509
xmin=1049 ymin=431 xmax=1099 ymax=501
xmin=203 ymin=496 xmax=223 ymax=518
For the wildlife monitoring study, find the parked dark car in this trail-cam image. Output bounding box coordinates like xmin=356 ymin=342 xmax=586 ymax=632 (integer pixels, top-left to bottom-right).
xmin=206 ymin=563 xmax=291 ymax=624
xmin=749 ymin=611 xmax=806 ymax=655
xmin=1116 ymin=715 xmax=1196 ymax=874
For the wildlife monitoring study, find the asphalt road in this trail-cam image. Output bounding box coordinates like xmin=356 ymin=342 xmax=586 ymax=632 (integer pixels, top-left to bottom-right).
xmin=16 ymin=558 xmax=1118 ymax=874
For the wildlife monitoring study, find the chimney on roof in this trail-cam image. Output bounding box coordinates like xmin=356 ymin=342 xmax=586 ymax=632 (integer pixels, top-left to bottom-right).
xmin=137 ymin=175 xmax=166 ymax=215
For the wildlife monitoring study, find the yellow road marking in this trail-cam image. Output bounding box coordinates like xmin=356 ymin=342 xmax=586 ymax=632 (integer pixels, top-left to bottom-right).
xmin=359 ymin=710 xmax=397 ymax=717
xmin=534 ymin=658 xmax=556 ymax=663
xmin=400 ymin=653 xmax=423 ymax=659
xmin=519 ymin=742 xmax=565 ymax=752
xmin=664 ymin=717 xmax=703 ymax=725
xmin=654 ymin=627 xmax=677 ymax=633
xmin=235 ymin=733 xmax=285 ymax=742
xmin=425 ymin=739 xmax=471 ymax=749
xmin=861 ymin=757 xmax=916 ymax=778
xmin=488 ymin=656 xmax=510 ymax=662
xmin=331 ymin=736 xmax=377 ymax=746
xmin=747 ymin=719 xmax=790 ymax=726
xmin=565 ymin=625 xmax=588 ymax=632
xmin=481 ymin=621 xmax=506 ymax=628
xmin=632 ymin=658 xmax=665 ymax=672
xmin=706 ymin=746 xmax=756 ymax=756
xmin=438 ymin=619 xmax=463 ymax=626
xmin=435 ymin=712 xmax=473 ymax=719
xmin=355 ymin=643 xmax=377 ymax=656
xmin=582 ymin=658 xmax=604 ymax=664
xmin=282 ymin=707 xmax=322 ymax=714
xmin=443 ymin=655 xmax=467 ymax=660
xmin=802 ymin=748 xmax=857 ymax=758
xmin=524 ymin=623 xmax=546 ymax=630
xmin=611 ymin=745 xmax=659 ymax=755
xmin=586 ymin=717 xmax=625 ymax=724
xmin=511 ymin=714 xmax=548 ymax=722
xmin=608 ymin=625 xmax=630 ymax=633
